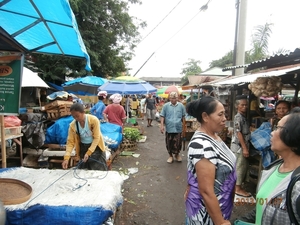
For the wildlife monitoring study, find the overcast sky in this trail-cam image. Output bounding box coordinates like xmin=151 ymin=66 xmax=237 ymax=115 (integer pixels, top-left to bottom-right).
xmin=127 ymin=0 xmax=300 ymax=78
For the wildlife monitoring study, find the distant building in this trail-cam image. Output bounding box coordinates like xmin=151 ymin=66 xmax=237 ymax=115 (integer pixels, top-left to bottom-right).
xmin=140 ymin=77 xmax=182 ymax=87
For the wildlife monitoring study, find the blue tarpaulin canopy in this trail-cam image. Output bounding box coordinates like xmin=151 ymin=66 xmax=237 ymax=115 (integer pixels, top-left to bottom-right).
xmin=0 ymin=0 xmax=91 ymax=71
xmin=99 ymin=80 xmax=157 ymax=95
xmin=62 ymin=76 xmax=108 ymax=96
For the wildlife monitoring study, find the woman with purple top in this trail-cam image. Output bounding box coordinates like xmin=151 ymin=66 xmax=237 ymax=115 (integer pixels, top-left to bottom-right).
xmin=184 ymin=96 xmax=236 ymax=225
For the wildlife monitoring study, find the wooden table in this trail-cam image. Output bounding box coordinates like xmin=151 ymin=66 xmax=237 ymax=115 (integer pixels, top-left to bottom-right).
xmin=0 ymin=133 xmax=23 ymax=168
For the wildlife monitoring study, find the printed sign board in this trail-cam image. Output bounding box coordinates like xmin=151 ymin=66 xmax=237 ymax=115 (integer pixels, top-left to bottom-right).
xmin=0 ymin=55 xmax=23 ymax=115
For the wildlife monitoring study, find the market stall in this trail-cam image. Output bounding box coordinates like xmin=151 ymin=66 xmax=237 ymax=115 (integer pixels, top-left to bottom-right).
xmin=0 ymin=167 xmax=123 ymax=225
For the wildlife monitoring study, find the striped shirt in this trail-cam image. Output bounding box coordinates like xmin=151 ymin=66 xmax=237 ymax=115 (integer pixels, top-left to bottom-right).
xmin=185 ymin=131 xmax=236 ymax=225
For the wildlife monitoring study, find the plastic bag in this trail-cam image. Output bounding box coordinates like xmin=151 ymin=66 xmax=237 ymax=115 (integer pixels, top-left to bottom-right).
xmin=4 ymin=116 xmax=21 ymax=127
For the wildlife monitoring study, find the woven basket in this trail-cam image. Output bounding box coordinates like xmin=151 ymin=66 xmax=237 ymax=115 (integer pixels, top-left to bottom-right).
xmin=120 ymin=138 xmax=138 ymax=151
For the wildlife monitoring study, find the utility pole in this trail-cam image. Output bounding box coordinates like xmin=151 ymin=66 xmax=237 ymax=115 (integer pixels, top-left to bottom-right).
xmin=232 ymin=0 xmax=248 ymax=76
xmin=231 ymin=0 xmax=248 ymax=119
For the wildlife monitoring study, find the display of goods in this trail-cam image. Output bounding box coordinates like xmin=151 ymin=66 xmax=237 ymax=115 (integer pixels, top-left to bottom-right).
xmin=248 ymin=76 xmax=283 ymax=97
xmin=120 ymin=138 xmax=138 ymax=151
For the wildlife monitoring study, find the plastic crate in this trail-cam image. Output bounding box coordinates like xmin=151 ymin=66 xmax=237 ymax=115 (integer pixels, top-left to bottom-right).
xmin=0 ymin=126 xmax=22 ymax=138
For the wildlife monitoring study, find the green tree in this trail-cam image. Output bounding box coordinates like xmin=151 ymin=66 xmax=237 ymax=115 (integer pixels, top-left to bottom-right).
xmin=209 ymin=51 xmax=234 ymax=68
xmin=180 ymin=59 xmax=202 ymax=83
xmin=247 ymin=22 xmax=273 ymax=62
xmin=208 ymin=22 xmax=287 ymax=71
xmin=31 ymin=0 xmax=145 ymax=82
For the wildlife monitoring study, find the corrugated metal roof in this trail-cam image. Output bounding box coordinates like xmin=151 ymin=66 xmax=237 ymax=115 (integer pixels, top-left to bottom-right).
xmin=211 ymin=65 xmax=300 ymax=86
xmin=200 ymin=67 xmax=232 ymax=76
xmin=222 ymin=64 xmax=249 ymax=71
xmin=246 ymin=48 xmax=300 ymax=72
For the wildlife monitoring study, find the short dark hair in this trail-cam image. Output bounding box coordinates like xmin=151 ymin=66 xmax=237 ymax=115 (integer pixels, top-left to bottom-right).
xmin=70 ymin=102 xmax=85 ymax=113
xmin=186 ymin=96 xmax=219 ymax=123
xmin=275 ymin=100 xmax=291 ymax=111
xmin=279 ymin=113 xmax=300 ymax=156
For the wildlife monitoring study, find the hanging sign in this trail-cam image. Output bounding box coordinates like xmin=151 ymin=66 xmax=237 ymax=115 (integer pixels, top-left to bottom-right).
xmin=0 ymin=54 xmax=23 ymax=115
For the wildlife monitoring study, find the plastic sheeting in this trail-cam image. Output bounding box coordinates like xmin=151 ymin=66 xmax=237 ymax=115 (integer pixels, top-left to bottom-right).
xmin=45 ymin=116 xmax=123 ymax=149
xmin=0 ymin=0 xmax=91 ymax=71
xmin=0 ymin=167 xmax=123 ymax=225
xmin=62 ymin=76 xmax=108 ymax=96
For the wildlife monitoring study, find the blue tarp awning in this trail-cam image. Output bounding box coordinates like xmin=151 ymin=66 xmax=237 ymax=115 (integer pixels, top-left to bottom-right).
xmin=99 ymin=81 xmax=157 ymax=95
xmin=46 ymin=82 xmax=63 ymax=91
xmin=62 ymin=76 xmax=108 ymax=96
xmin=0 ymin=0 xmax=91 ymax=71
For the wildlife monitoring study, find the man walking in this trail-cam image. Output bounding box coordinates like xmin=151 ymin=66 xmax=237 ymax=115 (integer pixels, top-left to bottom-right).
xmin=160 ymin=92 xmax=186 ymax=163
xmin=145 ymin=94 xmax=156 ymax=127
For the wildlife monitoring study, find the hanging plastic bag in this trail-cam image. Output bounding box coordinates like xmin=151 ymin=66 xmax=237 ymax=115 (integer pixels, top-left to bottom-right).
xmin=4 ymin=116 xmax=21 ymax=127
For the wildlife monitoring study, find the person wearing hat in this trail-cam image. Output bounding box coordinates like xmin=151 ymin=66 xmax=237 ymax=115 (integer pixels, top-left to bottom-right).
xmin=90 ymin=91 xmax=107 ymax=121
xmin=230 ymin=95 xmax=252 ymax=197
xmin=160 ymin=91 xmax=186 ymax=163
xmin=103 ymin=93 xmax=126 ymax=129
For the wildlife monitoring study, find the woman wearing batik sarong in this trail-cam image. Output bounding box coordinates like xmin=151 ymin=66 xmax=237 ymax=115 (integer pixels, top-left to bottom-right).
xmin=185 ymin=96 xmax=236 ymax=225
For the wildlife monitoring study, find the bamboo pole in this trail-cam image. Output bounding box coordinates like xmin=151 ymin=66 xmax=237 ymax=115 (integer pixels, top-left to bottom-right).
xmin=0 ymin=115 xmax=6 ymax=168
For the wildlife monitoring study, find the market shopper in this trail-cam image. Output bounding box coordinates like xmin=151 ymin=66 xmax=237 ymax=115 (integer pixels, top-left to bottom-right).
xmin=103 ymin=93 xmax=126 ymax=129
xmin=145 ymin=93 xmax=156 ymax=127
xmin=125 ymin=95 xmax=132 ymax=119
xmin=90 ymin=91 xmax=107 ymax=121
xmin=62 ymin=103 xmax=107 ymax=170
xmin=236 ymin=113 xmax=300 ymax=224
xmin=160 ymin=92 xmax=186 ymax=163
xmin=139 ymin=95 xmax=146 ymax=120
xmin=184 ymin=96 xmax=236 ymax=225
xmin=270 ymin=100 xmax=291 ymax=131
xmin=231 ymin=95 xmax=251 ymax=197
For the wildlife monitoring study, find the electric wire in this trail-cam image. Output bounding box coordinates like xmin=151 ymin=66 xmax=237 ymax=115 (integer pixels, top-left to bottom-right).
xmin=133 ymin=0 xmax=212 ymax=77
xmin=156 ymin=0 xmax=211 ymax=51
xmin=139 ymin=0 xmax=183 ymax=44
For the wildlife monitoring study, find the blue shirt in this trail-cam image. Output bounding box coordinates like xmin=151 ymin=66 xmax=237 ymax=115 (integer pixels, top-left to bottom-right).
xmin=160 ymin=102 xmax=186 ymax=133
xmin=91 ymin=100 xmax=106 ymax=120
xmin=78 ymin=115 xmax=93 ymax=144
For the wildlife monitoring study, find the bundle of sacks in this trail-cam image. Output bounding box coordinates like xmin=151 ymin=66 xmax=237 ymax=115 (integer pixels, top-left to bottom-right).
xmin=248 ymin=76 xmax=283 ymax=97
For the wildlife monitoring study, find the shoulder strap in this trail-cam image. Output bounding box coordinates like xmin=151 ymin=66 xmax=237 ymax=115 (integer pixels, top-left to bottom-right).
xmin=286 ymin=166 xmax=300 ymax=225
xmin=264 ymin=159 xmax=283 ymax=170
xmin=76 ymin=121 xmax=80 ymax=137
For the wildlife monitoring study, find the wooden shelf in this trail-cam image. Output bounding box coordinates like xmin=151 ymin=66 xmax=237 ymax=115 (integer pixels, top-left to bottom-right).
xmin=0 ymin=133 xmax=23 ymax=167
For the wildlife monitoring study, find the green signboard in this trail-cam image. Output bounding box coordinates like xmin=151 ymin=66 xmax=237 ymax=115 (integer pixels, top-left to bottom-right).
xmin=0 ymin=57 xmax=23 ymax=115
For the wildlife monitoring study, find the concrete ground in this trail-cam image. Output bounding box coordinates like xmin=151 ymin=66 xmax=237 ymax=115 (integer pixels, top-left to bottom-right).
xmin=114 ymin=118 xmax=256 ymax=225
